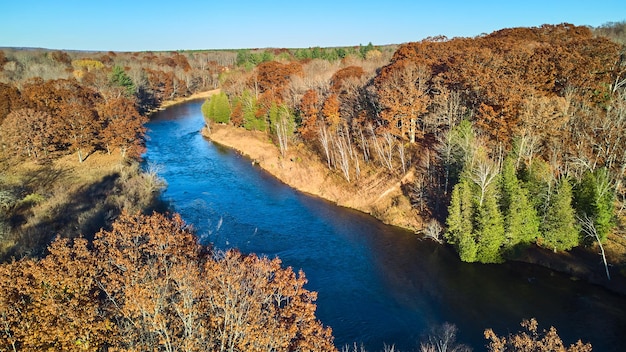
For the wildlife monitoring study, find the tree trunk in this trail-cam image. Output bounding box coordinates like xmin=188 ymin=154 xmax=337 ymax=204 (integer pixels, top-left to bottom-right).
xmin=409 ymin=117 xmax=416 ymax=144
xmin=579 ymin=213 xmax=611 ymax=280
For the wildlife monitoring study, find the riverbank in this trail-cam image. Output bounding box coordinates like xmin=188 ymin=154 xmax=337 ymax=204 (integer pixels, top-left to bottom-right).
xmin=150 ymin=89 xmax=221 ymax=114
xmin=202 ymin=124 xmax=423 ymax=231
xmin=202 ymin=123 xmax=626 ymax=295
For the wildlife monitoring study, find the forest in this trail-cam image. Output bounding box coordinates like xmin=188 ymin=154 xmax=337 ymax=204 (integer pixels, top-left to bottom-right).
xmin=0 ymin=21 xmax=625 ymax=350
xmin=204 ymin=23 xmax=626 ymax=268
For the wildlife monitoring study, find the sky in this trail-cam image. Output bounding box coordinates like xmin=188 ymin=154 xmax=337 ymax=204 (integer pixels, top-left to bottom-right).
xmin=1 ymin=0 xmax=625 ymax=52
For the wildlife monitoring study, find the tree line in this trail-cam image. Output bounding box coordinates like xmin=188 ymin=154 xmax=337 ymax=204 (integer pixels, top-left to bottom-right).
xmin=202 ymin=23 xmax=626 ymax=267
xmin=0 ymin=78 xmax=146 ymax=162
xmin=0 ymin=47 xmax=239 ymax=163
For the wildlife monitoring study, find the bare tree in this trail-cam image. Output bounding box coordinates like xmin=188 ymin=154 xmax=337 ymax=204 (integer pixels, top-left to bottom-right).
xmin=318 ymin=120 xmax=333 ymax=169
xmin=273 ymin=105 xmax=294 ymax=157
xmin=355 ymin=122 xmax=371 ymax=162
xmin=422 ymin=219 xmax=444 ymax=244
xmin=380 ymin=131 xmax=396 ymax=171
xmin=398 ymin=141 xmax=408 ymax=174
xmin=578 ymin=213 xmax=611 ymax=280
xmin=333 ymin=124 xmax=352 ymax=182
xmin=420 ymin=323 xmax=471 ymax=352
xmin=426 ymin=87 xmax=464 ymax=133
xmin=369 ymin=124 xmax=389 ymax=170
xmin=470 ymin=156 xmax=499 ymax=207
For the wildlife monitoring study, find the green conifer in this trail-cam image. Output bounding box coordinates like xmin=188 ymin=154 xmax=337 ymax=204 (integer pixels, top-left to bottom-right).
xmin=445 ymin=177 xmax=477 ymax=262
xmin=500 ymin=157 xmax=540 ymax=249
xmin=541 ymin=177 xmax=580 ymax=252
xmin=574 ymin=168 xmax=615 ymax=243
xmin=475 ymin=189 xmax=505 ymax=263
xmin=109 ymin=65 xmax=135 ymax=96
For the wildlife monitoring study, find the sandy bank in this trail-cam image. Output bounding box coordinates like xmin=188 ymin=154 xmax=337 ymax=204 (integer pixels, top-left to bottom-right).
xmin=202 ymin=124 xmax=422 ymax=231
xmin=151 ymin=89 xmax=221 ymax=113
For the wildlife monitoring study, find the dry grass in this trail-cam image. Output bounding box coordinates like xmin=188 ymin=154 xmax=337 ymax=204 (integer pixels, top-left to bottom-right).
xmin=0 ymin=150 xmax=166 ymax=261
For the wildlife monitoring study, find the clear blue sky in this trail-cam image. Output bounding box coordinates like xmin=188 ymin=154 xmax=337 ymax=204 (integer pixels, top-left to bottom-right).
xmin=2 ymin=0 xmax=624 ymax=51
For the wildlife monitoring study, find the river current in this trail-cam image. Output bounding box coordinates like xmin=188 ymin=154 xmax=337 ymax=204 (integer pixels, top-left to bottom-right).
xmin=143 ymin=99 xmax=626 ymax=351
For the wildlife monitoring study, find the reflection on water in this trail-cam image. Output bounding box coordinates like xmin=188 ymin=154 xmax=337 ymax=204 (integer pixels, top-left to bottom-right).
xmin=144 ymin=100 xmax=626 ymax=351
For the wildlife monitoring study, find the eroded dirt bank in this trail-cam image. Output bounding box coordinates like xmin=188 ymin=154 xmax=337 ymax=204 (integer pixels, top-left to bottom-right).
xmin=203 ymin=124 xmax=423 ymax=231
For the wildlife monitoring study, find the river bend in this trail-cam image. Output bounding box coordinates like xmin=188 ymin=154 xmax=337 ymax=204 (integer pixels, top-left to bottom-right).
xmin=143 ymin=99 xmax=626 ymax=351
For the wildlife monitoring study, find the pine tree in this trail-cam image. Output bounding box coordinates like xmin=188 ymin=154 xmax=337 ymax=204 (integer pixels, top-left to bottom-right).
xmin=500 ymin=157 xmax=540 ymax=249
xmin=574 ymin=168 xmax=615 ymax=243
xmin=475 ymin=188 xmax=505 ymax=263
xmin=109 ymin=65 xmax=135 ymax=97
xmin=519 ymin=158 xmax=553 ymax=212
xmin=445 ymin=177 xmax=477 ymax=262
xmin=202 ymin=92 xmax=231 ymax=124
xmin=541 ymin=177 xmax=580 ymax=252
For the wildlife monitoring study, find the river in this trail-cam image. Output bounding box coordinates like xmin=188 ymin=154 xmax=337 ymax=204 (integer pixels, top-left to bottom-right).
xmin=143 ymin=99 xmax=626 ymax=351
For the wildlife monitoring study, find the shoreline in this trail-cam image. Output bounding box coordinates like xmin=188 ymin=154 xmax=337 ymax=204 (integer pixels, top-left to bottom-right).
xmin=149 ymin=89 xmax=221 ymax=115
xmin=199 ymin=123 xmax=626 ymax=295
xmin=201 ymin=124 xmax=423 ymax=232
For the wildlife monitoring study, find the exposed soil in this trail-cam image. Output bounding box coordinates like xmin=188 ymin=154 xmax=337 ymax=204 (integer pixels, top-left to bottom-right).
xmin=155 ymin=89 xmax=221 ymax=111
xmin=203 ymin=124 xmax=423 ymax=231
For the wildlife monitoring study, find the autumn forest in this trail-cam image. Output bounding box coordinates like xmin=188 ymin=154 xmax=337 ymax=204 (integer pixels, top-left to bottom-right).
xmin=1 ymin=21 xmax=626 ymax=351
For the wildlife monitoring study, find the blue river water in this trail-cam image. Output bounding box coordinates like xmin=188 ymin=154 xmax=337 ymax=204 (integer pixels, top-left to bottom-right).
xmin=143 ymin=99 xmax=626 ymax=351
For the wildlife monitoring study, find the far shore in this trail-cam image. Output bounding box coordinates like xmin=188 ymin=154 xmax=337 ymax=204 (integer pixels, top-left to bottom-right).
xmin=150 ymin=89 xmax=220 ymax=114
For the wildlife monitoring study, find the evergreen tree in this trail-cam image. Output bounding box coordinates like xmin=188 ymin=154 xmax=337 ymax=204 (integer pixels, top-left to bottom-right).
xmin=239 ymin=90 xmax=265 ymax=131
xmin=236 ymin=49 xmax=250 ymax=66
xmin=202 ymin=92 xmax=231 ymax=124
xmin=359 ymin=42 xmax=375 ymax=59
xmin=446 ymin=152 xmax=507 ymax=263
xmin=519 ymin=158 xmax=553 ymax=212
xmin=574 ymin=168 xmax=615 ymax=243
xmin=445 ymin=177 xmax=477 ymax=262
xmin=474 ymin=185 xmax=505 ymax=263
xmin=540 ymin=177 xmax=580 ymax=252
xmin=500 ymin=157 xmax=540 ymax=249
xmin=109 ymin=65 xmax=135 ymax=97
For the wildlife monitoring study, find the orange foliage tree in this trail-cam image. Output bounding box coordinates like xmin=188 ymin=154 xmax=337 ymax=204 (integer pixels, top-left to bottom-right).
xmin=330 ymin=66 xmax=365 ymax=93
xmin=297 ymin=89 xmax=321 ymax=141
xmin=97 ymin=95 xmax=148 ymax=158
xmin=251 ymin=61 xmax=304 ymax=104
xmin=375 ymin=61 xmax=431 ymax=143
xmin=0 ymin=238 xmax=110 ymax=350
xmin=485 ymin=318 xmax=592 ymax=352
xmin=0 ymin=211 xmax=337 ymax=351
xmin=0 ymin=82 xmax=24 ymax=125
xmin=0 ymin=77 xmax=148 ymax=163
xmin=0 ymin=108 xmax=54 ymax=161
xmin=374 ymin=23 xmax=623 ymax=149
